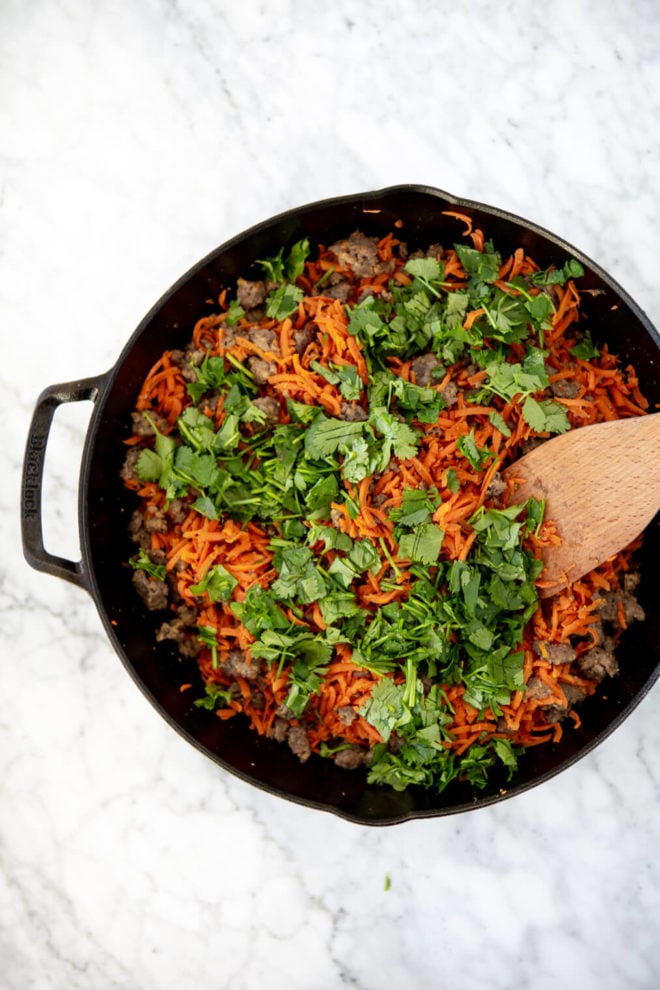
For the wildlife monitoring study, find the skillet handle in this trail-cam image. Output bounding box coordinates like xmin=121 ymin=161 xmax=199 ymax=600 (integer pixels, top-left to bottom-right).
xmin=21 ymin=374 xmax=107 ymax=589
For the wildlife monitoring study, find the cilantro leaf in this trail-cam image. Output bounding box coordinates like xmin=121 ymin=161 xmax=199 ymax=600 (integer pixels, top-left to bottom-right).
xmin=327 ymin=555 xmax=358 ymax=590
xmin=306 ymin=524 xmax=353 ymax=554
xmin=365 ymin=749 xmax=435 ymax=791
xmin=389 ymin=487 xmax=440 ymax=528
xmin=334 ymin=364 xmax=363 ymax=401
xmin=477 ymin=347 xmax=549 ymax=404
xmin=398 ymin=523 xmax=444 ymax=564
xmin=325 ymin=538 xmax=381 ymax=591
xmin=186 ymin=353 xmax=256 ymax=404
xmin=174 ymin=446 xmax=220 ymax=491
xmin=521 ymin=396 xmax=571 ymax=434
xmin=492 ymin=737 xmax=519 ymax=776
xmin=257 ymin=238 xmax=310 ymax=282
xmin=284 ymin=652 xmax=330 ymax=715
xmin=134 ymin=421 xmax=178 ymax=494
xmin=304 ymin=415 xmax=365 ymax=458
xmin=318 ymin=591 xmax=362 ymax=625
xmin=189 ymin=564 xmax=238 ymax=602
xmin=229 ymin=585 xmax=290 ymax=635
xmin=359 ymin=679 xmax=410 ymax=742
xmin=177 ymin=407 xmax=219 ymax=452
xmin=346 ymin=295 xmax=390 ymax=347
xmin=488 ymin=410 xmax=512 ymax=438
xmin=445 ymin=290 xmax=470 ymax=329
xmin=348 ymin=539 xmax=381 ymax=574
xmin=256 ymin=247 xmax=286 ymax=283
xmin=285 ymin=238 xmax=311 ymax=281
xmin=265 ymin=283 xmax=304 ymax=320
xmin=456 ymin=428 xmax=492 ymax=470
xmin=569 ymin=332 xmax=600 ymax=360
xmin=446 ymin=468 xmax=459 ymax=494
xmin=530 ymin=258 xmax=584 ymax=286
xmin=337 ymin=436 xmax=374 ymax=483
xmin=249 ymin=625 xmax=332 ymax=716
xmin=389 ymin=376 xmax=445 ymax=423
xmin=191 ymin=494 xmax=219 ymax=520
xmin=194 ymin=682 xmax=234 ymax=710
xmin=226 ymin=299 xmax=246 ymax=325
xmin=304 ymin=473 xmax=339 ymax=513
xmin=271 ymin=545 xmax=328 ymax=604
xmin=404 ymin=256 xmax=443 ymax=281
xmin=369 ymin=406 xmax=419 ymax=465
xmin=129 ymin=548 xmax=166 ymax=581
xmin=455 ymin=242 xmax=501 ymax=284
xmin=479 ymin=290 xmax=530 ymax=343
xmin=135 ymin=447 xmax=163 ymax=483
xmin=525 ymin=292 xmax=555 ymax=327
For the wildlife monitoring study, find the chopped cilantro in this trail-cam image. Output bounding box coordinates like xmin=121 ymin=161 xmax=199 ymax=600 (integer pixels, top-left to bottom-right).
xmin=360 ymin=679 xmax=410 ymax=742
xmin=189 ymin=564 xmax=238 ymax=603
xmin=488 ymin=409 xmax=512 ymax=438
xmin=197 ymin=625 xmax=220 ymax=669
xmin=368 ymin=406 xmax=419 ymax=464
xmin=257 ymin=237 xmax=310 ymax=283
xmin=226 ymin=299 xmax=246 ymax=325
xmin=256 ymin=238 xmax=311 ymax=319
xmin=265 ymin=283 xmax=304 ymax=320
xmin=530 ymin=258 xmax=584 ymax=286
xmin=390 ymin=487 xmax=440 ymax=528
xmin=304 ymin=414 xmax=365 ymax=458
xmin=455 ymin=241 xmax=501 ymax=284
xmin=129 ymin=547 xmax=166 ymax=581
xmin=229 ymin=585 xmax=289 ymax=635
xmin=404 ymin=256 xmax=443 ymax=281
xmin=310 ymin=360 xmax=363 ymax=401
xmin=521 ymin=396 xmax=571 ymax=434
xmin=194 ymin=681 xmax=234 ymax=710
xmin=398 ymin=523 xmax=445 ymax=565
xmin=569 ymin=332 xmax=600 ymax=360
xmin=456 ymin=428 xmax=493 ymax=470
xmin=446 ymin=468 xmax=460 ymax=493
xmin=271 ymin=545 xmax=328 ymax=604
xmin=346 ymin=295 xmax=391 ymax=349
xmin=319 ymin=591 xmax=361 ymax=625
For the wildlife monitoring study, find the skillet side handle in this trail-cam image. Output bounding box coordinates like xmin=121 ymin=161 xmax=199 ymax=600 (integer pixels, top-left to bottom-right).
xmin=21 ymin=375 xmax=107 ymax=590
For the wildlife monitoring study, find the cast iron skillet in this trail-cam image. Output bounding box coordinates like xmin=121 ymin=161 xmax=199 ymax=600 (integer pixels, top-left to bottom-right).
xmin=21 ymin=185 xmax=660 ymax=825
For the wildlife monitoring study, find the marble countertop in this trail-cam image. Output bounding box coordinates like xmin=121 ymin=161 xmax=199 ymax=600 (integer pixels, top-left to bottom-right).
xmin=3 ymin=1 xmax=660 ymax=987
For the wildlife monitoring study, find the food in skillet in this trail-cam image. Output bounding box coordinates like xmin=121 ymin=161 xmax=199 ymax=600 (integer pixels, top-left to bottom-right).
xmin=121 ymin=215 xmax=648 ymax=792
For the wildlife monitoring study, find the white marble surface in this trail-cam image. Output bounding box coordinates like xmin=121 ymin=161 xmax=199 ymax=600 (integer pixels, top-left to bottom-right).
xmin=3 ymin=1 xmax=660 ymax=987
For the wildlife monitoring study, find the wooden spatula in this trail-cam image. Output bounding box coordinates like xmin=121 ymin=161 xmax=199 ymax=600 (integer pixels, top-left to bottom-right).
xmin=502 ymin=413 xmax=660 ymax=597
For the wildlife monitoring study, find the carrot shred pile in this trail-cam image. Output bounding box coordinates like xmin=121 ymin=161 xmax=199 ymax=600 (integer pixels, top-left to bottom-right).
xmin=122 ymin=216 xmax=649 ymax=790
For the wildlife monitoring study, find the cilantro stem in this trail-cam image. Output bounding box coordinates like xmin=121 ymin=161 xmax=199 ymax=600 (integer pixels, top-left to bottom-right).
xmin=313 ymin=265 xmax=336 ymax=289
xmin=378 ymin=537 xmax=401 ymax=578
xmin=502 ymin=280 xmax=534 ymax=303
xmin=403 ymin=654 xmax=417 ymax=708
xmin=479 ymin=300 xmax=498 ymax=332
xmin=502 ymin=280 xmax=557 ymax=314
xmin=226 ymin=352 xmax=255 ymax=379
xmin=417 ymin=276 xmax=444 ymax=300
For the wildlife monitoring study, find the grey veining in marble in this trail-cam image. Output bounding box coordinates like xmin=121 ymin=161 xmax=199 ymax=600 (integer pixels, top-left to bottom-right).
xmin=2 ymin=1 xmax=660 ymax=988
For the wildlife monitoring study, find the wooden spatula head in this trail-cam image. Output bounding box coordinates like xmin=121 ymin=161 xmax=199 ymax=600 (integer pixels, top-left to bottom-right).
xmin=502 ymin=413 xmax=660 ymax=597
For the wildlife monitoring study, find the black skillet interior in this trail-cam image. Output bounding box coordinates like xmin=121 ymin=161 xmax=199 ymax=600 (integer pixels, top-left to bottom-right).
xmin=80 ymin=185 xmax=660 ymax=824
